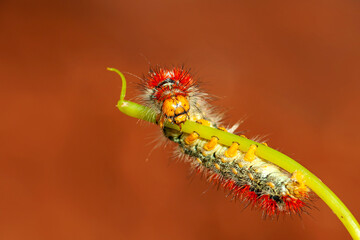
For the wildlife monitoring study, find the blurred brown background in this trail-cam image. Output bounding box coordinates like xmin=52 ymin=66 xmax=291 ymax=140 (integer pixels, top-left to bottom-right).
xmin=1 ymin=0 xmax=359 ymax=239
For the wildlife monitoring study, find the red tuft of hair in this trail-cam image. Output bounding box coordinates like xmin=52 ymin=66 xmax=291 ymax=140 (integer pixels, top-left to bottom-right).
xmin=200 ymin=167 xmax=309 ymax=216
xmin=145 ymin=67 xmax=195 ymax=101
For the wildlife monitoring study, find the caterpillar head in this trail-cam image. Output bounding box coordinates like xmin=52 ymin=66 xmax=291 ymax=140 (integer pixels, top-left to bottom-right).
xmin=160 ymin=95 xmax=190 ymax=127
xmin=144 ymin=67 xmax=194 ymax=128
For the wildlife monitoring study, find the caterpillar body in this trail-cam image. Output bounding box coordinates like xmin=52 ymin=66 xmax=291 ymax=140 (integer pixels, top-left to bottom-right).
xmin=141 ymin=66 xmax=310 ymax=216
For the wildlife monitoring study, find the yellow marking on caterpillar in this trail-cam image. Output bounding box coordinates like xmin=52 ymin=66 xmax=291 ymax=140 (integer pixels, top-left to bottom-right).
xmin=267 ymin=182 xmax=275 ymax=189
xmin=184 ymin=132 xmax=199 ymax=145
xmin=244 ymin=144 xmax=257 ymax=162
xmin=248 ymin=173 xmax=254 ymax=181
xmin=290 ymin=170 xmax=309 ymax=196
xmin=225 ymin=142 xmax=239 ymax=158
xmin=237 ymin=162 xmax=244 ymax=168
xmin=204 ymin=136 xmax=218 ymax=151
xmin=218 ymin=126 xmax=227 ymax=132
xmin=262 ymin=142 xmax=268 ymax=147
xmin=220 ymin=157 xmax=233 ymax=163
xmin=196 ymin=158 xmax=202 ymax=164
xmin=214 ymin=163 xmax=221 ymax=170
xmin=231 ymin=168 xmax=238 ymax=175
xmin=196 ymin=119 xmax=211 ymax=126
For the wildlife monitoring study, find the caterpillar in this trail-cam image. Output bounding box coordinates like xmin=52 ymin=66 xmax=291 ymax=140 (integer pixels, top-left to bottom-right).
xmin=140 ymin=66 xmax=311 ymax=216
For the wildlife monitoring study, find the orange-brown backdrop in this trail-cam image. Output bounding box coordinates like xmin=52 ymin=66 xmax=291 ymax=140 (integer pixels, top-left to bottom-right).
xmin=1 ymin=1 xmax=359 ymax=239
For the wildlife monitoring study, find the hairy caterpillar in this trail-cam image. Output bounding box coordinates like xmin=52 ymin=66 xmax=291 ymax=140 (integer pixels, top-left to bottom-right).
xmin=140 ymin=66 xmax=311 ymax=216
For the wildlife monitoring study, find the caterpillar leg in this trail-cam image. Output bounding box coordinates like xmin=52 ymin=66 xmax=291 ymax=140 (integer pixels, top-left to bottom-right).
xmin=196 ymin=119 xmax=211 ymax=126
xmin=204 ymin=136 xmax=219 ymax=151
xmin=225 ymin=142 xmax=239 ymax=158
xmin=184 ymin=132 xmax=199 ymax=145
xmin=244 ymin=144 xmax=257 ymax=162
xmin=218 ymin=126 xmax=227 ymax=131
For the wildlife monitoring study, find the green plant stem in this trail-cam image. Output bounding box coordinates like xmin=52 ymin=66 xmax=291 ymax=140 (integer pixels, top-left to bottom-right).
xmin=109 ymin=67 xmax=360 ymax=239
